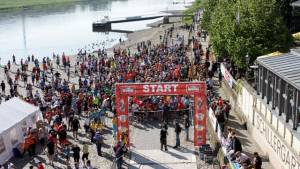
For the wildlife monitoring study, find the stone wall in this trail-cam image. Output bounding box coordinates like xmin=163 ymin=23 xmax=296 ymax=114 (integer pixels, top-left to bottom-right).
xmin=222 ymin=77 xmax=300 ymax=169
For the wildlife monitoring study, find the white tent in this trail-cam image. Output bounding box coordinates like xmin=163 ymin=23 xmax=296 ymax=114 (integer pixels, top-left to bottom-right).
xmin=0 ymin=97 xmax=43 ymax=163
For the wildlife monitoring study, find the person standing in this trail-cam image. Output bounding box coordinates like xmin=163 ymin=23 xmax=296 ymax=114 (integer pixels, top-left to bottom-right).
xmin=218 ymin=68 xmax=222 ymax=87
xmin=72 ymin=144 xmax=81 ymax=164
xmin=37 ymin=162 xmax=44 ymax=169
xmin=1 ymin=81 xmax=5 ymax=94
xmin=174 ymin=122 xmax=182 ymax=148
xmin=184 ymin=115 xmax=190 ymax=141
xmin=160 ymin=125 xmax=168 ymax=151
xmin=86 ymin=160 xmax=93 ymax=169
xmin=46 ymin=139 xmax=55 ymax=166
xmin=82 ymin=142 xmax=89 ymax=164
xmin=71 ymin=117 xmax=80 ymax=140
xmin=112 ymin=115 xmax=117 ymax=138
xmin=252 ymin=152 xmax=262 ymax=169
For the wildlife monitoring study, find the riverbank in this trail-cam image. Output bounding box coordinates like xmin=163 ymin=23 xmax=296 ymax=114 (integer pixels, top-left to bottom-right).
xmin=0 ymin=0 xmax=83 ymax=10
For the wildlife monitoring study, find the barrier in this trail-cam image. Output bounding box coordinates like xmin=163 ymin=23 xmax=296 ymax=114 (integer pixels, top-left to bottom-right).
xmin=207 ymin=108 xmax=240 ymax=169
xmin=220 ymin=63 xmax=236 ymax=89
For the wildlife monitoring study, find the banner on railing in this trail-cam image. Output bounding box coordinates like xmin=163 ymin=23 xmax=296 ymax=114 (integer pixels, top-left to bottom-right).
xmin=220 ymin=63 xmax=236 ymax=89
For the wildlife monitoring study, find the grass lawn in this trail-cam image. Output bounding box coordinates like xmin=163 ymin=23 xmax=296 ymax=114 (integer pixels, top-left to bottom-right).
xmin=0 ymin=0 xmax=84 ymax=10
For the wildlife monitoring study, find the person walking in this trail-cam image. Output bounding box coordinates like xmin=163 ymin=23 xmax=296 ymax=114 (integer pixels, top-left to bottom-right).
xmin=174 ymin=122 xmax=182 ymax=148
xmin=114 ymin=142 xmax=127 ymax=169
xmin=94 ymin=131 xmax=103 ymax=156
xmin=184 ymin=115 xmax=190 ymax=141
xmin=160 ymin=124 xmax=168 ymax=151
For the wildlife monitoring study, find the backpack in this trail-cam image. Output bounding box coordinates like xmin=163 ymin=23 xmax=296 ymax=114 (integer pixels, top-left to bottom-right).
xmin=177 ymin=125 xmax=182 ymax=133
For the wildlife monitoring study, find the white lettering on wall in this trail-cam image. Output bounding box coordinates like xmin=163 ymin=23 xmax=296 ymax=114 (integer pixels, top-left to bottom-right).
xmin=255 ymin=113 xmax=300 ymax=169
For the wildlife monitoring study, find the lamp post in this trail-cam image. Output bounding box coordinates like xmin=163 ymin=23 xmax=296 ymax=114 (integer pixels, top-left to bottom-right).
xmin=250 ymin=62 xmax=258 ymax=91
xmin=245 ymin=52 xmax=249 ymax=79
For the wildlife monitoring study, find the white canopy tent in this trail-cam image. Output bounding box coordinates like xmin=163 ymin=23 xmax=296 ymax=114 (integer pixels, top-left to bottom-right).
xmin=0 ymin=97 xmax=43 ymax=163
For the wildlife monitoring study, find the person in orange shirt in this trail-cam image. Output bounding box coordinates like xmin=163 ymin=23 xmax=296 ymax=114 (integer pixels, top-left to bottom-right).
xmin=24 ymin=132 xmax=36 ymax=156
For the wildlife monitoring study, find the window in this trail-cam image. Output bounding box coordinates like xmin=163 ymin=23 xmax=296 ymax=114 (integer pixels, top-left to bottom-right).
xmin=0 ymin=137 xmax=6 ymax=154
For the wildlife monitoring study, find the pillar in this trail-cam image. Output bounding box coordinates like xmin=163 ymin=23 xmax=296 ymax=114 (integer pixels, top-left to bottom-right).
xmin=284 ymin=83 xmax=290 ymax=123
xmin=293 ymin=89 xmax=298 ymax=130
xmin=257 ymin=65 xmax=261 ymax=95
xmin=261 ymin=68 xmax=265 ymax=99
xmin=265 ymin=70 xmax=270 ymax=103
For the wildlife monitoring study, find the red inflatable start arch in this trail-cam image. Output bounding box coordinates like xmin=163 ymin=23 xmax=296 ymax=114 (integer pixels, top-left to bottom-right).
xmin=115 ymin=82 xmax=206 ymax=147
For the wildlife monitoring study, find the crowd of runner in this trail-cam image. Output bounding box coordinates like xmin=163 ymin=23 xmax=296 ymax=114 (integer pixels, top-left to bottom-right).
xmin=0 ymin=18 xmax=217 ymax=169
xmin=0 ymin=17 xmax=264 ymax=169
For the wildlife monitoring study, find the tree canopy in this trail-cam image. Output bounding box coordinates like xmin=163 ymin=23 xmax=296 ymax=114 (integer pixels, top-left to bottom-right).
xmin=202 ymin=0 xmax=293 ymax=69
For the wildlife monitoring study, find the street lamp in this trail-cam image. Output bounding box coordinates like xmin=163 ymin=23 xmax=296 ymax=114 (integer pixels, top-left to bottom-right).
xmin=250 ymin=62 xmax=258 ymax=92
xmin=245 ymin=52 xmax=249 ymax=79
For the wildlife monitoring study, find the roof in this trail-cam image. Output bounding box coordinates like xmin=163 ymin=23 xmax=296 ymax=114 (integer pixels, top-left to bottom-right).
xmin=0 ymin=97 xmax=39 ymax=133
xmin=257 ymin=48 xmax=300 ymax=91
xmin=292 ymin=0 xmax=300 ymax=7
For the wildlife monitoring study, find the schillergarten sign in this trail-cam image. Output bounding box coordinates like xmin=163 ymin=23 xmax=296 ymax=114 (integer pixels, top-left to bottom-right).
xmin=255 ymin=113 xmax=300 ymax=169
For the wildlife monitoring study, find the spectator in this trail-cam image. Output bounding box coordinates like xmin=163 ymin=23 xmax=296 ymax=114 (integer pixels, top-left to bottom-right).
xmin=82 ymin=142 xmax=89 ymax=164
xmin=86 ymin=160 xmax=93 ymax=169
xmin=72 ymin=144 xmax=81 ymax=164
xmin=46 ymin=138 xmax=55 ymax=166
xmin=71 ymin=117 xmax=80 ymax=140
xmin=235 ymin=151 xmax=250 ymax=165
xmin=114 ymin=141 xmax=127 ymax=169
xmin=174 ymin=122 xmax=182 ymax=148
xmin=160 ymin=124 xmax=168 ymax=151
xmin=184 ymin=115 xmax=190 ymax=141
xmin=253 ymin=152 xmax=262 ymax=169
xmin=37 ymin=162 xmax=44 ymax=169
xmin=231 ymin=132 xmax=242 ymax=153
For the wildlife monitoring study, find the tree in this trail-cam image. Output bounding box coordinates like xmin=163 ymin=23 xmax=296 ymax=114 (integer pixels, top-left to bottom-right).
xmin=203 ymin=0 xmax=292 ymax=69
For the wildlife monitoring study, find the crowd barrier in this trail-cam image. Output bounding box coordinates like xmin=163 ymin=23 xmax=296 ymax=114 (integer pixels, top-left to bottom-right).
xmin=208 ymin=108 xmax=240 ymax=169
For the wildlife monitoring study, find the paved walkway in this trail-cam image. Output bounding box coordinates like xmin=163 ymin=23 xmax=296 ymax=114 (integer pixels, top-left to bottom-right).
xmin=126 ymin=119 xmax=218 ymax=169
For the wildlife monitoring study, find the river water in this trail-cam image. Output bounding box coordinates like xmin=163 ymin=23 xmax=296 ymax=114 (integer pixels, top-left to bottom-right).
xmin=0 ymin=0 xmax=193 ymax=63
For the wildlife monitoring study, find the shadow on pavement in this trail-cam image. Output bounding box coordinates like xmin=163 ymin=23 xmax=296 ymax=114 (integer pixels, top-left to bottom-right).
xmin=129 ymin=151 xmax=170 ymax=169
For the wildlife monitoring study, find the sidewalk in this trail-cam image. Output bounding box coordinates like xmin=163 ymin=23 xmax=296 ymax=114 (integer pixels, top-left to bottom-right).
xmin=217 ymin=83 xmax=273 ymax=169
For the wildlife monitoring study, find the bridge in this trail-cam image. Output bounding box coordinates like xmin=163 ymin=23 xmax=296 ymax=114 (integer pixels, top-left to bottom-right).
xmin=92 ymin=14 xmax=193 ymax=31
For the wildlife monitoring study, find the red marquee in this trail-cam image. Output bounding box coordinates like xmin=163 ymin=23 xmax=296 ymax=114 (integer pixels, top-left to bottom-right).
xmin=115 ymin=82 xmax=207 ymax=147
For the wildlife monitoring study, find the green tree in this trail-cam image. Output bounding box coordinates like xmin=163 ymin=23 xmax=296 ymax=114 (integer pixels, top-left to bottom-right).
xmin=203 ymin=0 xmax=292 ymax=69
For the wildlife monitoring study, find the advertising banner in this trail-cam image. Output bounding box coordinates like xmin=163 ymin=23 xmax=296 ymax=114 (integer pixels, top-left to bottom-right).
xmin=117 ymin=82 xmax=206 ymax=96
xmin=220 ymin=63 xmax=236 ymax=88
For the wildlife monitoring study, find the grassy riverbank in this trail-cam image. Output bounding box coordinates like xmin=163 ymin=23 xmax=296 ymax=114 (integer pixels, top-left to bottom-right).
xmin=0 ymin=0 xmax=84 ymax=10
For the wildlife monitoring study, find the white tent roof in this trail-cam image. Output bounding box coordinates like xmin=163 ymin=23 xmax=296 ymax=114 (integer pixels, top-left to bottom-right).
xmin=0 ymin=97 xmax=39 ymax=133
